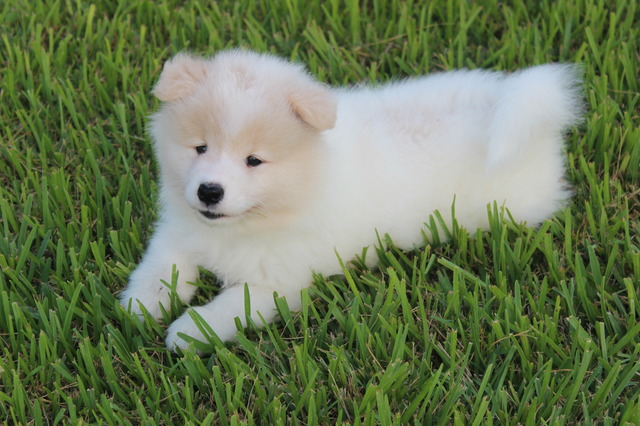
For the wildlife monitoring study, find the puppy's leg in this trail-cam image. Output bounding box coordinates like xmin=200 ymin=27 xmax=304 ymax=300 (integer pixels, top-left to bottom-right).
xmin=166 ymin=285 xmax=301 ymax=352
xmin=120 ymin=231 xmax=199 ymax=320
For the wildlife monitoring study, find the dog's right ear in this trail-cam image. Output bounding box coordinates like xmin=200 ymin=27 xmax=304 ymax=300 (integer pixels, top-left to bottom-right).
xmin=152 ymin=53 xmax=208 ymax=102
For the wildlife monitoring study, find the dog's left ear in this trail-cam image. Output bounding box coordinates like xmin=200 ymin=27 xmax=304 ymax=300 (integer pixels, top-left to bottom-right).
xmin=288 ymin=83 xmax=337 ymax=131
xmin=153 ymin=53 xmax=208 ymax=102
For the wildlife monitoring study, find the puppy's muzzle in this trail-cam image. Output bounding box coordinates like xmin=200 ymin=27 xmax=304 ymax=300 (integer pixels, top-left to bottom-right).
xmin=198 ymin=183 xmax=224 ymax=206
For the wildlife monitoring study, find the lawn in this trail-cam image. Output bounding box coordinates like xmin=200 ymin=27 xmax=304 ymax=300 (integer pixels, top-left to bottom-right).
xmin=1 ymin=0 xmax=639 ymax=423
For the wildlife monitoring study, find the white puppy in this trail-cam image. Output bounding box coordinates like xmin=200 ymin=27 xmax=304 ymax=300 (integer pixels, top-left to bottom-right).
xmin=120 ymin=50 xmax=581 ymax=351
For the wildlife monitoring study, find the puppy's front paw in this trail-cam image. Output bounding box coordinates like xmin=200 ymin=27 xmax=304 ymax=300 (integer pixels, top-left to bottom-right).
xmin=165 ymin=310 xmax=206 ymax=352
xmin=119 ymin=284 xmax=170 ymax=320
xmin=166 ymin=306 xmax=240 ymax=353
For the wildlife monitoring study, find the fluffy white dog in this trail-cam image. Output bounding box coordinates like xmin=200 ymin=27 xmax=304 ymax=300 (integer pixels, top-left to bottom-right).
xmin=119 ymin=50 xmax=582 ymax=352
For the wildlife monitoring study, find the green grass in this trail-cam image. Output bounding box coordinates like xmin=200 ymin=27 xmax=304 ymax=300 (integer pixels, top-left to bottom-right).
xmin=1 ymin=0 xmax=639 ymax=423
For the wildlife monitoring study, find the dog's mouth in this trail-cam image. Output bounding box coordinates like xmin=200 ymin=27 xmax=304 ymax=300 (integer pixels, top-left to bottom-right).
xmin=197 ymin=205 xmax=260 ymax=222
xmin=199 ymin=210 xmax=225 ymax=220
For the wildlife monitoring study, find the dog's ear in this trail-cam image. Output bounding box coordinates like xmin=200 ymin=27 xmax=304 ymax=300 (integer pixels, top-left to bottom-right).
xmin=153 ymin=53 xmax=208 ymax=102
xmin=288 ymin=82 xmax=337 ymax=131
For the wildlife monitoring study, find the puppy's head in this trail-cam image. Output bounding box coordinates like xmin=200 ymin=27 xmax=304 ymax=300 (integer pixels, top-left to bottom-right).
xmin=149 ymin=50 xmax=337 ymax=228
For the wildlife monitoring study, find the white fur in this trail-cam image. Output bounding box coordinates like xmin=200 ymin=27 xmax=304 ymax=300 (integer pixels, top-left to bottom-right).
xmin=119 ymin=50 xmax=582 ymax=352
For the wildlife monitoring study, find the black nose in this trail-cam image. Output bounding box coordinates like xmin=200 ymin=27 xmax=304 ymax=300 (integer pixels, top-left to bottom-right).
xmin=197 ymin=183 xmax=224 ymax=205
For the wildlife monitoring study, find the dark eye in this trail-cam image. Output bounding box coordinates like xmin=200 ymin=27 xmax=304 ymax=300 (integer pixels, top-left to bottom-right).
xmin=246 ymin=155 xmax=263 ymax=167
xmin=195 ymin=145 xmax=207 ymax=155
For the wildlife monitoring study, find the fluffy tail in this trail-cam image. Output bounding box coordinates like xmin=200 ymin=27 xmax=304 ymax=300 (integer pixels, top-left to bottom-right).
xmin=486 ymin=64 xmax=583 ymax=168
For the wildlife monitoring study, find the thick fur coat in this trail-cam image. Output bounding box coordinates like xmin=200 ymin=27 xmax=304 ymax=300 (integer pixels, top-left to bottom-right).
xmin=119 ymin=50 xmax=582 ymax=351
